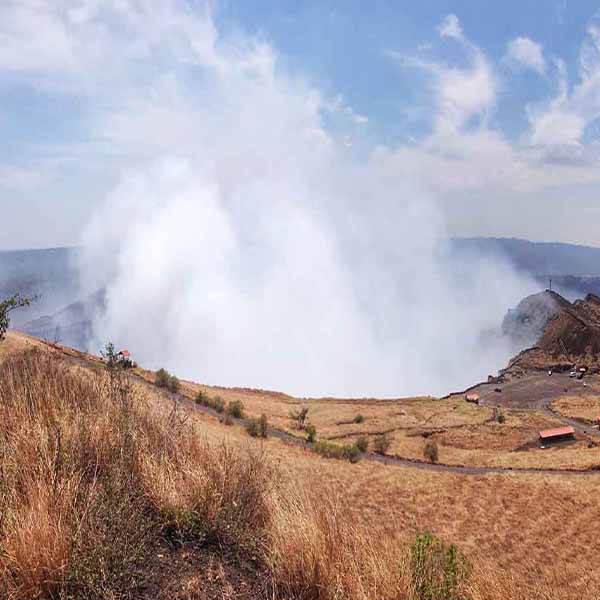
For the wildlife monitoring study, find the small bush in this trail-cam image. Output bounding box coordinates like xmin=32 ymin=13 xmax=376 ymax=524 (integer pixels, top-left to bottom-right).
xmin=259 ymin=413 xmax=269 ymax=438
xmin=289 ymin=407 xmax=309 ymax=429
xmin=305 ymin=425 xmax=317 ymax=443
xmin=213 ymin=395 xmax=225 ymax=413
xmin=424 ymin=440 xmax=439 ymax=464
xmin=246 ymin=417 xmax=259 ymax=437
xmin=246 ymin=414 xmax=269 ymax=438
xmin=227 ymin=400 xmax=245 ymax=419
xmin=196 ymin=392 xmax=226 ymax=414
xmin=168 ymin=375 xmax=180 ymax=394
xmin=497 ymin=413 xmax=506 ymax=424
xmin=313 ymin=440 xmax=361 ymax=462
xmin=155 ymin=368 xmax=171 ymax=388
xmin=356 ymin=436 xmax=369 ymax=453
xmin=353 ymin=414 xmax=365 ymax=424
xmin=410 ymin=531 xmax=470 ymax=600
xmin=374 ymin=433 xmax=391 ymax=455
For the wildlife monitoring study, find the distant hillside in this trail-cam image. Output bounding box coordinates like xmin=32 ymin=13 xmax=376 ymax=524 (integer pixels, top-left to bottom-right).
xmin=20 ymin=289 xmax=105 ymax=350
xmin=449 ymin=237 xmax=600 ymax=278
xmin=0 ymin=247 xmax=80 ymax=326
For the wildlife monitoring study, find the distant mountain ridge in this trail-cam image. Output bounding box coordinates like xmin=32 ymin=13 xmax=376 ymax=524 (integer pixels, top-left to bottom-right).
xmin=449 ymin=237 xmax=600 ymax=278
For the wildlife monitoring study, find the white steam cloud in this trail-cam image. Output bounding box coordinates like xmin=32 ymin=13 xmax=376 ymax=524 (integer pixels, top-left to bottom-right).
xmin=71 ymin=3 xmax=535 ymax=397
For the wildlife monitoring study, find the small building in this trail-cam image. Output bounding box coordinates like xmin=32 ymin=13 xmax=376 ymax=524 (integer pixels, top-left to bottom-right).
xmin=539 ymin=426 xmax=575 ymax=445
xmin=117 ymin=349 xmax=133 ymax=368
xmin=465 ymin=393 xmax=480 ymax=404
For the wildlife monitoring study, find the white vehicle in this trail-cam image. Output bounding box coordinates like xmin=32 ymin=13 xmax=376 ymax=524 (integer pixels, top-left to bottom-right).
xmin=569 ymin=371 xmax=577 ymax=378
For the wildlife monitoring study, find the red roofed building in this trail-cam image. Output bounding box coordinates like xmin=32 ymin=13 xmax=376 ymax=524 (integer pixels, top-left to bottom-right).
xmin=539 ymin=426 xmax=575 ymax=445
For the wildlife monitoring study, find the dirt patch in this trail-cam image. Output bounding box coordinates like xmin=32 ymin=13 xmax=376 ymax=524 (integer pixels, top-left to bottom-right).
xmin=138 ymin=541 xmax=266 ymax=600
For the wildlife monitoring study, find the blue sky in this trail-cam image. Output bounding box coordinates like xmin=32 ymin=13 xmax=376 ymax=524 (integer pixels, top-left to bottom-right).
xmin=3 ymin=1 xmax=600 ymax=249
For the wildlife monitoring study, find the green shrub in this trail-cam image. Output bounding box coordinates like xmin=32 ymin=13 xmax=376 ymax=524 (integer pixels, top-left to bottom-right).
xmin=289 ymin=407 xmax=309 ymax=429
xmin=410 ymin=531 xmax=470 ymax=600
xmin=168 ymin=375 xmax=180 ymax=394
xmin=305 ymin=425 xmax=317 ymax=443
xmin=259 ymin=414 xmax=269 ymax=438
xmin=155 ymin=368 xmax=171 ymax=388
xmin=373 ymin=433 xmax=391 ymax=455
xmin=497 ymin=413 xmax=506 ymax=424
xmin=0 ymin=293 xmax=33 ymax=341
xmin=196 ymin=392 xmax=226 ymax=414
xmin=347 ymin=443 xmax=361 ymax=463
xmin=313 ymin=440 xmax=361 ymax=463
xmin=227 ymin=400 xmax=245 ymax=419
xmin=246 ymin=418 xmax=259 ymax=437
xmin=213 ymin=396 xmax=225 ymax=413
xmin=356 ymin=436 xmax=369 ymax=453
xmin=245 ymin=414 xmax=269 ymax=438
xmin=221 ymin=414 xmax=234 ymax=426
xmin=353 ymin=414 xmax=365 ymax=424
xmin=424 ymin=440 xmax=439 ymax=464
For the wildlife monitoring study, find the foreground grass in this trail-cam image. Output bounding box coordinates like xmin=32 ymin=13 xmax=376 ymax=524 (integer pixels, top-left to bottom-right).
xmin=0 ymin=348 xmax=594 ymax=599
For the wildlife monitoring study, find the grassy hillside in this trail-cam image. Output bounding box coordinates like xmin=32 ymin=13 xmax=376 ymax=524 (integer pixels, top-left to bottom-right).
xmin=1 ymin=333 xmax=600 ymax=599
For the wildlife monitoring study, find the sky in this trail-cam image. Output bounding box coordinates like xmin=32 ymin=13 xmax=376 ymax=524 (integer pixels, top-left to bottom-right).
xmin=3 ymin=1 xmax=600 ymax=249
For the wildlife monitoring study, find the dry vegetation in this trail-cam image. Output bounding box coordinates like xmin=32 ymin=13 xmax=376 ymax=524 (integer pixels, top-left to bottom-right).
xmin=551 ymin=394 xmax=600 ymax=423
xmin=162 ymin=376 xmax=600 ymax=470
xmin=2 ymin=335 xmax=600 ymax=599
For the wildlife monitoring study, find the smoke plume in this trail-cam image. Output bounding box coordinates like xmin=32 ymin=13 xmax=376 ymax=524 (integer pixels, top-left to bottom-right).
xmin=77 ymin=2 xmax=535 ymax=397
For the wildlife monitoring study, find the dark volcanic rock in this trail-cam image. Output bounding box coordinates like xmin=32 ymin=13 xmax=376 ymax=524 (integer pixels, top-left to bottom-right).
xmin=502 ymin=290 xmax=600 ymax=374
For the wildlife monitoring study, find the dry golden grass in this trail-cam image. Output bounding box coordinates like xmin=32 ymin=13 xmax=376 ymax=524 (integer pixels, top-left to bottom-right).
xmin=551 ymin=394 xmax=600 ymax=424
xmin=169 ymin=372 xmax=600 ymax=469
xmin=3 ymin=333 xmax=600 ymax=599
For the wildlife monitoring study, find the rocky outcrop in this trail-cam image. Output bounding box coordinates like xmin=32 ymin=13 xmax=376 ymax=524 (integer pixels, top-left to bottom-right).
xmin=502 ymin=290 xmax=600 ymax=375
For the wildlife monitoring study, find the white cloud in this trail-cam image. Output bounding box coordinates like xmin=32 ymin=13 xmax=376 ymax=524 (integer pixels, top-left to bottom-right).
xmin=384 ymin=12 xmax=600 ymax=245
xmin=438 ymin=14 xmax=463 ymax=40
xmin=505 ymin=37 xmax=546 ymax=74
xmin=395 ymin=15 xmax=495 ymax=133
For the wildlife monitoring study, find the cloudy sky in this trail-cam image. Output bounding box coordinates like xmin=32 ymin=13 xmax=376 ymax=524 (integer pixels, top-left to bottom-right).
xmin=3 ymin=0 xmax=600 ymax=250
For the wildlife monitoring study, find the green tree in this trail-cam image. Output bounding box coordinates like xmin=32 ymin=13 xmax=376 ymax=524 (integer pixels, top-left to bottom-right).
xmin=0 ymin=294 xmax=33 ymax=341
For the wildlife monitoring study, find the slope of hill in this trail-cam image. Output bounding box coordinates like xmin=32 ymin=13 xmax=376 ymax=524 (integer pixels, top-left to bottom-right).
xmin=0 ymin=247 xmax=80 ymax=326
xmin=2 ymin=331 xmax=600 ymax=599
xmin=503 ymin=289 xmax=600 ymax=375
xmin=19 ymin=289 xmax=105 ymax=349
